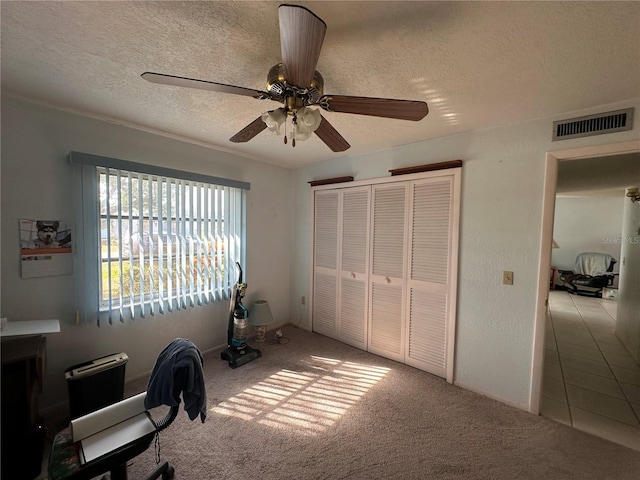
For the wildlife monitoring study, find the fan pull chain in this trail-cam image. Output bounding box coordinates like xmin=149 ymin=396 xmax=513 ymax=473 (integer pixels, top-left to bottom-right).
xmin=282 ymin=113 xmax=298 ymax=147
xmin=284 ymin=118 xmax=288 ymax=145
xmin=292 ymin=113 xmax=297 ymax=147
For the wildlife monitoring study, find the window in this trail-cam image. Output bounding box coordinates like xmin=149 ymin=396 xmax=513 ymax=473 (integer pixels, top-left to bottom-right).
xmin=71 ymin=152 xmax=248 ymax=325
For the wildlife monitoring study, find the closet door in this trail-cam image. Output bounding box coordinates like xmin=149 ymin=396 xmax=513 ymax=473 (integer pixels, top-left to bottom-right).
xmin=311 ymin=169 xmax=461 ymax=382
xmin=338 ymin=187 xmax=370 ymax=349
xmin=368 ymin=183 xmax=408 ymax=362
xmin=312 ymin=190 xmax=339 ymax=339
xmin=405 ymin=176 xmax=459 ymax=381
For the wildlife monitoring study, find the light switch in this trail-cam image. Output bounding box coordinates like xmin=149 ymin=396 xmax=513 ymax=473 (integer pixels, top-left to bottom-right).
xmin=503 ymin=271 xmax=514 ymax=285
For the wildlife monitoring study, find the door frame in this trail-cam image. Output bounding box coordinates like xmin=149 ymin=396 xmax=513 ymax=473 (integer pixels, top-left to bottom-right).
xmin=530 ymin=139 xmax=640 ymax=414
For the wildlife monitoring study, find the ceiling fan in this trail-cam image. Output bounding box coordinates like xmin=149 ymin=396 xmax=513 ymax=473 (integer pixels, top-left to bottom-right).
xmin=141 ymin=4 xmax=428 ymax=152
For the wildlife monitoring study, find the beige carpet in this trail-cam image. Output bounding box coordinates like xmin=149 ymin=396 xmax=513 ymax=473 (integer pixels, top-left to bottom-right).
xmin=123 ymin=325 xmax=640 ymax=479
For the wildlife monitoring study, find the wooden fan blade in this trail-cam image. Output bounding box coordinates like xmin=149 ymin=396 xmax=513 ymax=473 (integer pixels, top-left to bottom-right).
xmin=229 ymin=117 xmax=267 ymax=143
xmin=314 ymin=115 xmax=350 ymax=152
xmin=142 ymin=72 xmax=270 ymax=99
xmin=279 ymin=4 xmax=326 ymax=88
xmin=321 ymin=95 xmax=429 ymax=121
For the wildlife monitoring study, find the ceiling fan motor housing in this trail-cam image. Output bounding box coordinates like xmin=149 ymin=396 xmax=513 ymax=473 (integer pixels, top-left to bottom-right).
xmin=266 ymin=63 xmax=324 ymax=105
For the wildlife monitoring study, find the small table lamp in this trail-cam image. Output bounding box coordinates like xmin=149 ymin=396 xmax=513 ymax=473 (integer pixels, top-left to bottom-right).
xmin=249 ymin=300 xmax=273 ymax=343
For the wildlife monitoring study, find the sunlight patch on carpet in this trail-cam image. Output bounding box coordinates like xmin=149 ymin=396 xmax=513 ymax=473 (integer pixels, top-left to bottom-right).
xmin=211 ymin=356 xmax=390 ymax=436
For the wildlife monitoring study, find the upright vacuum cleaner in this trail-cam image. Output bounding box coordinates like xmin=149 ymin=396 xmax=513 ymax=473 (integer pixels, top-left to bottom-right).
xmin=220 ymin=262 xmax=262 ymax=368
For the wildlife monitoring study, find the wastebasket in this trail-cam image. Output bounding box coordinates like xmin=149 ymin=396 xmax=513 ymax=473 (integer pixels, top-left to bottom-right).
xmin=65 ymin=352 xmax=128 ymax=419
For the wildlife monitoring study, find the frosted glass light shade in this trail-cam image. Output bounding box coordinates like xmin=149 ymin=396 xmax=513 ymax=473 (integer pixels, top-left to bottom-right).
xmin=294 ymin=106 xmax=321 ymax=141
xmin=262 ymin=109 xmax=286 ymax=134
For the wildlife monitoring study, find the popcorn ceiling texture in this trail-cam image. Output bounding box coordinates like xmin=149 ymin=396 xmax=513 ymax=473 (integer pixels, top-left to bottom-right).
xmin=1 ymin=1 xmax=639 ymax=167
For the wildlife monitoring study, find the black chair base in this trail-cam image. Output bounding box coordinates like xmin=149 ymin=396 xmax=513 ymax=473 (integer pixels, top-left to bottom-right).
xmin=146 ymin=461 xmax=175 ymax=480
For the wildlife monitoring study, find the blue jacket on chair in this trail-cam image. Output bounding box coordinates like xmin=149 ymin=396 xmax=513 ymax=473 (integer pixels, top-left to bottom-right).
xmin=144 ymin=338 xmax=207 ymax=422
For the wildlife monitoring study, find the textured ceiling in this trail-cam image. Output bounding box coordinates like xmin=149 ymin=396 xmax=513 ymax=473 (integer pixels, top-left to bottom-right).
xmin=557 ymin=153 xmax=640 ymax=197
xmin=2 ymin=1 xmax=639 ymax=168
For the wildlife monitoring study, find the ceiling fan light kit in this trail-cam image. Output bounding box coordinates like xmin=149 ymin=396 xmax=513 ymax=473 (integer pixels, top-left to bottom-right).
xmin=261 ymin=106 xmax=320 ymax=147
xmin=142 ymin=4 xmax=428 ymax=152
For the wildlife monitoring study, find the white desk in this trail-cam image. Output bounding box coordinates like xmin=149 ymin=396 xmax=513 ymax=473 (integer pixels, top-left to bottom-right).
xmin=0 ymin=319 xmax=60 ymax=337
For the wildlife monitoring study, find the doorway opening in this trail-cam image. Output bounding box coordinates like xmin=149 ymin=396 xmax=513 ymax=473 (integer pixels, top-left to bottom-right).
xmin=531 ymin=140 xmax=640 ymax=450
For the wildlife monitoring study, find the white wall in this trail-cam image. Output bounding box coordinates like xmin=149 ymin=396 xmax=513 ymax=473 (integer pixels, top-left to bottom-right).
xmin=552 ymin=195 xmax=624 ymax=272
xmin=0 ymin=95 xmax=293 ymax=409
xmin=3 ymin=94 xmax=639 ymax=415
xmin=616 ymin=189 xmax=640 ymax=364
xmin=291 ymin=100 xmax=640 ymax=410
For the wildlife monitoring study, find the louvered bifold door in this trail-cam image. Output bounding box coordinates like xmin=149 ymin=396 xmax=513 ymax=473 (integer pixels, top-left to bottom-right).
xmin=338 ymin=187 xmax=370 ymax=350
xmin=313 ymin=190 xmax=340 ymax=339
xmin=405 ymin=176 xmax=459 ymax=381
xmin=368 ymin=183 xmax=408 ymax=362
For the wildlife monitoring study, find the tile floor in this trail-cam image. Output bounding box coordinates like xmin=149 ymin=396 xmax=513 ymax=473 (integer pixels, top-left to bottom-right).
xmin=541 ymin=290 xmax=640 ymax=451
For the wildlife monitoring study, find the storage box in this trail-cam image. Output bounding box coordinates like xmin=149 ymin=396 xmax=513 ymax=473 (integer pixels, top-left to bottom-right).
xmin=65 ymin=352 xmax=128 ymax=419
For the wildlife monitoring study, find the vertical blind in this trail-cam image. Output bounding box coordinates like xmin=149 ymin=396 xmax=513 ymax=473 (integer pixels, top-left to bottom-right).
xmin=71 ymin=152 xmax=248 ymax=325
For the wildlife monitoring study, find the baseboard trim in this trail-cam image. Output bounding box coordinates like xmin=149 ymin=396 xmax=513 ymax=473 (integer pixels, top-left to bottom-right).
xmin=454 ymin=380 xmax=530 ymax=413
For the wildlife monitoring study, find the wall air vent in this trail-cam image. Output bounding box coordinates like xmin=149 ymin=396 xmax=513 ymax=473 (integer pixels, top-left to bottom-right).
xmin=552 ymin=108 xmax=634 ymax=141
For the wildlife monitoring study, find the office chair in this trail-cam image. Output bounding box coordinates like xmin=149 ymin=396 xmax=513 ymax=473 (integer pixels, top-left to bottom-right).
xmin=49 ymin=338 xmax=205 ymax=480
xmin=559 ymin=252 xmax=617 ymax=297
